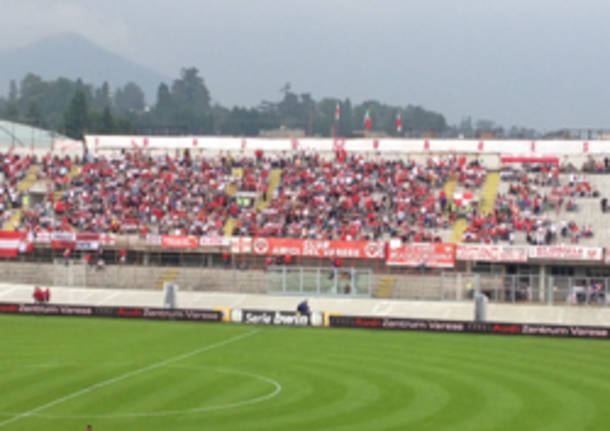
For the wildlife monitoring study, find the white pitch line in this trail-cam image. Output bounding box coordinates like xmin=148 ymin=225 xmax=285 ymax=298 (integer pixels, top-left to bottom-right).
xmin=17 ymin=366 xmax=283 ymax=419
xmin=0 ymin=329 xmax=261 ymax=428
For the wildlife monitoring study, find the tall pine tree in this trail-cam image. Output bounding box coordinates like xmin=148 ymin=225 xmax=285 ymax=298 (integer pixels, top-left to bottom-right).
xmin=63 ymin=90 xmax=89 ymax=139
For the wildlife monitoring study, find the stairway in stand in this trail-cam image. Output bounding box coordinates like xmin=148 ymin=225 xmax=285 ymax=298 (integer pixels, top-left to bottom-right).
xmin=53 ymin=165 xmax=81 ymax=201
xmin=375 ymin=276 xmax=396 ymax=298
xmin=256 ymin=168 xmax=282 ymax=211
xmin=154 ymin=269 xmax=179 ymax=290
xmin=480 ymin=172 xmax=500 ymax=216
xmin=450 ymin=219 xmax=467 ymax=244
xmin=442 ymin=178 xmax=457 ymax=213
xmin=2 ymin=165 xmax=40 ymax=231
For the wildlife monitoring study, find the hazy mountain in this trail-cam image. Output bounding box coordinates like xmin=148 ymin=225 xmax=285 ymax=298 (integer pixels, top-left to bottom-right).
xmin=0 ymin=32 xmax=169 ymax=105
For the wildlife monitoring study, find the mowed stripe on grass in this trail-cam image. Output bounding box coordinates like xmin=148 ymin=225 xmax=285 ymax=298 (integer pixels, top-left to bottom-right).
xmin=1 ymin=315 xmax=610 ymax=431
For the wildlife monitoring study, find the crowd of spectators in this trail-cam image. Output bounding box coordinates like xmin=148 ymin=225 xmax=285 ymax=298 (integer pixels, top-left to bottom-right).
xmin=12 ymin=150 xmax=469 ymax=242
xmin=581 ymin=157 xmax=610 ymax=173
xmin=232 ymin=151 xmax=464 ymax=241
xmin=462 ymin=164 xmax=599 ymax=244
xmin=5 ymin=151 xmax=609 ymax=247
xmin=0 ymin=153 xmax=34 ymax=227
xmin=21 ymin=151 xmax=276 ymax=236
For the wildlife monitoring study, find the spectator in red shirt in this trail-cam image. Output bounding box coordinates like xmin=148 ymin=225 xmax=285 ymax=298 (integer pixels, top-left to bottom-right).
xmin=33 ymin=287 xmax=44 ymax=303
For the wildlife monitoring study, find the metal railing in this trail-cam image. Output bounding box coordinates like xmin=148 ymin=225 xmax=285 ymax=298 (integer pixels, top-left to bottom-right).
xmin=265 ymin=266 xmax=372 ymax=297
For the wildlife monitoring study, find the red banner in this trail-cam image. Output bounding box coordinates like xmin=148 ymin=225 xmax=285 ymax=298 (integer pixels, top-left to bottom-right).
xmin=161 ymin=235 xmax=199 ymax=249
xmin=456 ymin=245 xmax=528 ymax=262
xmin=386 ymin=243 xmax=455 ymax=268
xmin=251 ymin=238 xmax=384 ymax=259
xmin=528 ymin=246 xmax=602 ymax=261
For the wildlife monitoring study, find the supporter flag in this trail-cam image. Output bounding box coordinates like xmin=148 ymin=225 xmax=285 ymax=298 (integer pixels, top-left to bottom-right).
xmin=0 ymin=231 xmax=31 ymax=258
xmin=453 ymin=191 xmax=474 ymax=207
xmin=364 ymin=110 xmax=372 ymax=130
xmin=395 ymin=113 xmax=402 ymax=133
xmin=335 ymin=102 xmax=341 ymax=121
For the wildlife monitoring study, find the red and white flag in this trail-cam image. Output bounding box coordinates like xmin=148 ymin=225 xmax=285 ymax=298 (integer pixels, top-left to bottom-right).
xmin=453 ymin=191 xmax=474 ymax=207
xmin=395 ymin=113 xmax=402 ymax=132
xmin=364 ymin=110 xmax=372 ymax=130
xmin=335 ymin=102 xmax=341 ymax=121
xmin=0 ymin=231 xmax=31 ymax=258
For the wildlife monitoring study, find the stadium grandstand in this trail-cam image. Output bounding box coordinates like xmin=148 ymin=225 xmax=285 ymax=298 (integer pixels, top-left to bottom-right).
xmin=2 ymin=133 xmax=610 ymax=306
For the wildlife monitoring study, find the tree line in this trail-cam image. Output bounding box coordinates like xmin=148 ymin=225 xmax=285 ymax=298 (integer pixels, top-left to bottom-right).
xmin=0 ymin=67 xmax=538 ymax=140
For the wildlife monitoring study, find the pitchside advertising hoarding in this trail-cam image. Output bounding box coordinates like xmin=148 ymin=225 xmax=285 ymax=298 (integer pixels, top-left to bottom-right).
xmin=231 ymin=309 xmax=323 ymax=327
xmin=0 ymin=302 xmax=222 ymax=322
xmin=1 ymin=302 xmax=608 ymax=339
xmin=328 ymin=315 xmax=610 ymax=339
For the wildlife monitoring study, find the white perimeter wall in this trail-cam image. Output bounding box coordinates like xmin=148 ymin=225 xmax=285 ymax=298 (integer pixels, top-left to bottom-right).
xmin=3 ymin=283 xmax=610 ymax=327
xmin=85 ymin=135 xmax=610 ymax=157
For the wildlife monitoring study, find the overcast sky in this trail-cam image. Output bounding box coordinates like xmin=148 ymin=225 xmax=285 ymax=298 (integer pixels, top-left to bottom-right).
xmin=2 ymin=0 xmax=610 ymax=130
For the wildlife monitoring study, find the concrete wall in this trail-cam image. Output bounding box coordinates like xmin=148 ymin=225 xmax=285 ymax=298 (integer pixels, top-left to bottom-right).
xmin=2 ymin=283 xmax=610 ymax=327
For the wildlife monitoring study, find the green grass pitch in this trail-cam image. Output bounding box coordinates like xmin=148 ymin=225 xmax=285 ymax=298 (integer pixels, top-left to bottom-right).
xmin=1 ymin=314 xmax=610 ymax=431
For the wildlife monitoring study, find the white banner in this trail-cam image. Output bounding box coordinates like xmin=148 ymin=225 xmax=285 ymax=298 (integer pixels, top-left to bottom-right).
xmin=199 ymin=236 xmax=230 ymax=247
xmin=456 ymin=245 xmax=528 ymax=262
xmin=231 ymin=237 xmax=252 ymax=254
xmin=528 ymin=246 xmax=602 ymax=261
xmin=34 ymin=232 xmax=51 ymax=243
xmin=75 ymin=241 xmax=99 ymax=251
